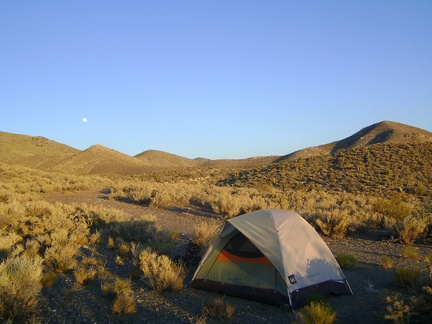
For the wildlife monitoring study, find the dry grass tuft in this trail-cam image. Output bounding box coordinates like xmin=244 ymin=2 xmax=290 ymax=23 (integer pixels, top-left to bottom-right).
xmin=101 ymin=278 xmax=137 ymax=315
xmin=73 ymin=265 xmax=97 ymax=285
xmin=201 ymin=297 xmax=235 ymax=320
xmin=113 ymin=290 xmax=137 ymax=315
xmin=112 ymin=278 xmax=136 ymax=315
xmin=107 ymin=236 xmax=115 ymax=249
xmin=380 ymin=255 xmax=393 ymax=269
xmin=116 ymin=242 xmax=131 ymax=256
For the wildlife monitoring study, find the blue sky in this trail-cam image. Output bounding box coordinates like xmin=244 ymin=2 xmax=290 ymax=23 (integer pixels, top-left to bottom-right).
xmin=1 ymin=1 xmax=431 ymax=159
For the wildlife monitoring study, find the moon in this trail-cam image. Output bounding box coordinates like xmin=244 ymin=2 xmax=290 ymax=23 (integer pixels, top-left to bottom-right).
xmin=82 ymin=117 xmax=87 ymax=123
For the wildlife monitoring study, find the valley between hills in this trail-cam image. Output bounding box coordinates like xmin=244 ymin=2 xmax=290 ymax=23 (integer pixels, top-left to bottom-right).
xmin=0 ymin=120 xmax=431 ymax=323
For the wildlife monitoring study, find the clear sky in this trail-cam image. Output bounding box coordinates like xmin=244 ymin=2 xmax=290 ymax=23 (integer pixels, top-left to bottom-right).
xmin=1 ymin=1 xmax=431 ymax=159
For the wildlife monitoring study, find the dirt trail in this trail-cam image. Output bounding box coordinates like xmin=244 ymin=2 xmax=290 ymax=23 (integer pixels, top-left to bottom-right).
xmin=42 ymin=189 xmax=220 ymax=236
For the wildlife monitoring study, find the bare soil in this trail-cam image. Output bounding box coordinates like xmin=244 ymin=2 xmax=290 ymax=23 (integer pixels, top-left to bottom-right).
xmin=39 ymin=189 xmax=432 ymax=323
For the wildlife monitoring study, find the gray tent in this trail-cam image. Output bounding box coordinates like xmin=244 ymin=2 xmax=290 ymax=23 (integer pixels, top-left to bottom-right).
xmin=190 ymin=209 xmax=353 ymax=307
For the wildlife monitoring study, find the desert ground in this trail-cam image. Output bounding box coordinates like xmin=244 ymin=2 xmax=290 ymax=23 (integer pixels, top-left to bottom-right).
xmin=38 ymin=189 xmax=432 ymax=324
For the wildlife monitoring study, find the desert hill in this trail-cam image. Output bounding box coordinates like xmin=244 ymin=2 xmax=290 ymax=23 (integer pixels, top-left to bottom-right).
xmin=135 ymin=150 xmax=195 ymax=167
xmin=275 ymin=121 xmax=432 ymax=162
xmin=1 ymin=121 xmax=431 ymax=175
xmin=0 ymin=131 xmax=79 ymax=169
xmin=52 ymin=144 xmax=153 ymax=175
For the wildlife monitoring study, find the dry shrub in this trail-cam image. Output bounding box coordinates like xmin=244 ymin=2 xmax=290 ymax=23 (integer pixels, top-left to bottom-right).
xmin=145 ymin=229 xmax=179 ymax=256
xmin=71 ymin=231 xmax=89 ymax=246
xmin=102 ymin=217 xmax=158 ymax=243
xmin=139 ymin=247 xmax=185 ymax=292
xmin=22 ymin=238 xmax=41 ymax=258
xmin=148 ymin=188 xmax=172 ymax=208
xmin=0 ymin=255 xmax=43 ymax=321
xmin=0 ymin=232 xmax=23 ymax=259
xmin=210 ymin=190 xmax=241 ymax=218
xmin=314 ymin=210 xmax=351 ymax=239
xmin=44 ymin=243 xmax=78 ymax=273
xmin=110 ymin=182 xmax=192 ymax=208
xmin=396 ymin=216 xmax=426 ymax=244
xmin=50 ymin=228 xmax=70 ymax=247
xmin=201 ymin=297 xmax=235 ymax=320
xmin=295 ymin=300 xmax=336 ymax=324
xmin=130 ymin=242 xmax=142 ymax=266
xmin=193 ymin=219 xmax=220 ymax=248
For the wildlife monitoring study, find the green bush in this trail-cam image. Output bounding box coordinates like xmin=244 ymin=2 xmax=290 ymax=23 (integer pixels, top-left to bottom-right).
xmin=295 ymin=301 xmax=336 ymax=324
xmin=394 ymin=266 xmax=422 ymax=288
xmin=402 ymin=246 xmax=420 ymax=260
xmin=372 ymin=196 xmax=412 ymax=221
xmin=336 ymin=253 xmax=358 ymax=270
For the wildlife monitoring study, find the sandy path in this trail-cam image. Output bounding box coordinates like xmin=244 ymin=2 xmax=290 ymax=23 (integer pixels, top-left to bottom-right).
xmin=41 ymin=189 xmax=220 ymax=236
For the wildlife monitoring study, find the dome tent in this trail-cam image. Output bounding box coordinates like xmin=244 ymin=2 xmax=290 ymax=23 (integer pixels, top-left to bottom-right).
xmin=190 ymin=209 xmax=353 ymax=308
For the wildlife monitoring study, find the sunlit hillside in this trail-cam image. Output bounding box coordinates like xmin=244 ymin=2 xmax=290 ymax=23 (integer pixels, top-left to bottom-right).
xmin=1 ymin=121 xmax=431 ymax=176
xmin=276 ymin=121 xmax=432 ymax=162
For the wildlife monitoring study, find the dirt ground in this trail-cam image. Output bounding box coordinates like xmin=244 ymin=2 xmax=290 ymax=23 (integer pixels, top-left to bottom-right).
xmin=39 ymin=189 xmax=432 ymax=323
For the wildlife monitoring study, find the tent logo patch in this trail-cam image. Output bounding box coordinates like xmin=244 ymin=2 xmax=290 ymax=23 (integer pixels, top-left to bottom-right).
xmin=288 ymin=275 xmax=297 ymax=284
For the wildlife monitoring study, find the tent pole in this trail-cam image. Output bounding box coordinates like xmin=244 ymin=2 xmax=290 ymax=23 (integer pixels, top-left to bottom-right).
xmin=287 ymin=288 xmax=294 ymax=311
xmin=345 ymin=279 xmax=354 ymax=295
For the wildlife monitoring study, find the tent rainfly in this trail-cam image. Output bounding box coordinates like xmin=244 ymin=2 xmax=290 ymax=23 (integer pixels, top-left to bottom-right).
xmin=190 ymin=209 xmax=353 ymax=308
